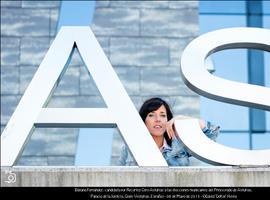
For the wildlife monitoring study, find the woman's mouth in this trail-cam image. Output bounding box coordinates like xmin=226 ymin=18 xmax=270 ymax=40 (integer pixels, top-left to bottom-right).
xmin=154 ymin=125 xmax=162 ymax=129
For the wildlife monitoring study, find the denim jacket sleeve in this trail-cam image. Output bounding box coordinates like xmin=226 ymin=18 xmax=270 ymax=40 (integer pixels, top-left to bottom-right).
xmin=163 ymin=121 xmax=220 ymax=166
xmin=162 ymin=139 xmax=190 ymax=166
xmin=201 ymin=121 xmax=220 ymax=141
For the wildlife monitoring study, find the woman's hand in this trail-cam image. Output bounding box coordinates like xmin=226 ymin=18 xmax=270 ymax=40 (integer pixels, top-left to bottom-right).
xmin=166 ymin=118 xmax=176 ymax=139
xmin=166 ymin=115 xmax=207 ymax=139
xmin=166 ymin=115 xmax=191 ymax=139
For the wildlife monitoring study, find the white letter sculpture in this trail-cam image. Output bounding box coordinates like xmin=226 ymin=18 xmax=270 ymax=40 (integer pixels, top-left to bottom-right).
xmin=178 ymin=27 xmax=270 ymax=166
xmin=1 ymin=27 xmax=167 ymax=167
xmin=1 ymin=27 xmax=270 ymax=167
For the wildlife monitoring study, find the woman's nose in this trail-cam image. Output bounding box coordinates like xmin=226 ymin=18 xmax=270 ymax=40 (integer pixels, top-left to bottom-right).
xmin=155 ymin=115 xmax=161 ymax=122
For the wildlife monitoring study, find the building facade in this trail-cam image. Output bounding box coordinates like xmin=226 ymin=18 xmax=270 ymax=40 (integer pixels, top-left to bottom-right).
xmin=1 ymin=0 xmax=269 ymax=166
xmin=1 ymin=1 xmax=199 ymax=166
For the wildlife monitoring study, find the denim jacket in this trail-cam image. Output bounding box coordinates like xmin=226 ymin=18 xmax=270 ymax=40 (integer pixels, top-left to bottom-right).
xmin=118 ymin=121 xmax=220 ymax=166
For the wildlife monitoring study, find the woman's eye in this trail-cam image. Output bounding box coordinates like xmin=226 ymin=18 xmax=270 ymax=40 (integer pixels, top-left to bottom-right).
xmin=161 ymin=115 xmax=167 ymax=118
xmin=148 ymin=114 xmax=154 ymax=117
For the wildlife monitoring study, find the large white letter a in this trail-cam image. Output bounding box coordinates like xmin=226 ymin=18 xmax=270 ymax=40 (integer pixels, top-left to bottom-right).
xmin=1 ymin=27 xmax=167 ymax=167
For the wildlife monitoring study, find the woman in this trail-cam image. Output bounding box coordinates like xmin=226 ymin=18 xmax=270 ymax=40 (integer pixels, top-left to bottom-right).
xmin=118 ymin=97 xmax=220 ymax=166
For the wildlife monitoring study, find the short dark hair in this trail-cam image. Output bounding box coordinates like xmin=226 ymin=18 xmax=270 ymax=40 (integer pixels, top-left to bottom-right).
xmin=139 ymin=97 xmax=173 ymax=147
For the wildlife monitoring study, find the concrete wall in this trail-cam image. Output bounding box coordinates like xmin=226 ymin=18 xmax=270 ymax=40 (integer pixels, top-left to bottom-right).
xmin=1 ymin=167 xmax=270 ymax=186
xmin=1 ymin=1 xmax=200 ymax=166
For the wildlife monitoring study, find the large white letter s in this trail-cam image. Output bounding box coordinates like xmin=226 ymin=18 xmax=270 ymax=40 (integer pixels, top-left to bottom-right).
xmin=178 ymin=27 xmax=270 ymax=166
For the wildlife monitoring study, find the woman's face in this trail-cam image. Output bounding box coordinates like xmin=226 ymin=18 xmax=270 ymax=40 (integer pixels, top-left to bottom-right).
xmin=145 ymin=105 xmax=168 ymax=137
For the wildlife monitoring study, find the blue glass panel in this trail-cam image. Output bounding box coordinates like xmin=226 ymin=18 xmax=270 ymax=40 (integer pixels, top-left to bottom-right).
xmin=199 ymin=1 xmax=246 ymax=14
xmin=216 ymin=132 xmax=250 ymax=150
xmin=201 ymin=98 xmax=249 ymax=131
xmin=263 ymin=1 xmax=270 ymax=14
xmin=75 ymin=128 xmax=114 ymax=166
xmin=57 ymin=1 xmax=96 ymax=29
xmin=252 ymin=133 xmax=270 ymax=149
xmin=199 ymin=15 xmax=247 ymax=34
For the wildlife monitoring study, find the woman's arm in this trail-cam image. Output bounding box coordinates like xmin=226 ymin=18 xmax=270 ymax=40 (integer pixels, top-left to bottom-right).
xmin=166 ymin=115 xmax=220 ymax=140
xmin=201 ymin=121 xmax=220 ymax=141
